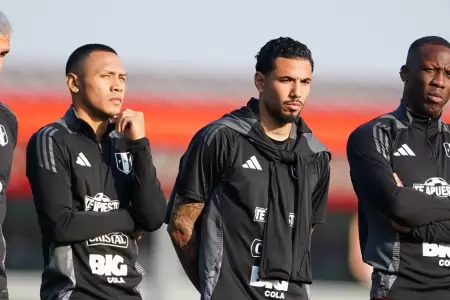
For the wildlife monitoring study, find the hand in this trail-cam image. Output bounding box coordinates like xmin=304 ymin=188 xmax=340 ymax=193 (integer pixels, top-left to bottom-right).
xmin=113 ymin=109 xmax=146 ymax=141
xmin=393 ymin=173 xmax=403 ymax=187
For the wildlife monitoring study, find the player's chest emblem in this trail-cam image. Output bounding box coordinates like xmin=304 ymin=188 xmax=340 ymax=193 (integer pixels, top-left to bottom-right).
xmin=115 ymin=152 xmax=133 ymax=175
xmin=0 ymin=125 xmax=8 ymax=147
xmin=443 ymin=142 xmax=450 ymax=158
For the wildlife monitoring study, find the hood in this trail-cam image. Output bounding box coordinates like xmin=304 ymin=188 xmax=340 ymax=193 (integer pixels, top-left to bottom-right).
xmin=211 ymin=97 xmax=330 ymax=158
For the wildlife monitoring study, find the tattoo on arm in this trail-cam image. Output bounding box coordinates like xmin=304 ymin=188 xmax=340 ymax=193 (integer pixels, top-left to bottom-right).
xmin=169 ymin=196 xmax=204 ymax=247
xmin=167 ymin=194 xmax=205 ymax=291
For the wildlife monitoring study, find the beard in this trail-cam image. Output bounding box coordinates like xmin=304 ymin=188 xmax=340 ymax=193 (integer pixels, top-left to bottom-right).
xmin=264 ymin=99 xmax=301 ymax=125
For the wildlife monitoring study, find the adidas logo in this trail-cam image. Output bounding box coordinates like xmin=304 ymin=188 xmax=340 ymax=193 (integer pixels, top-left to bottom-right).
xmin=242 ymin=155 xmax=262 ymax=170
xmin=76 ymin=152 xmax=92 ymax=167
xmin=393 ymin=144 xmax=416 ymax=156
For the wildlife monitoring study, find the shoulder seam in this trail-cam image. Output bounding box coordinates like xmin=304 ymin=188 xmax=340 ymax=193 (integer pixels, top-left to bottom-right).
xmin=372 ymin=122 xmax=392 ymax=161
xmin=0 ymin=104 xmax=17 ymax=126
xmin=0 ymin=102 xmax=16 ymax=118
xmin=301 ymin=132 xmax=328 ymax=155
xmin=201 ymin=124 xmax=232 ymax=147
xmin=54 ymin=119 xmax=74 ymax=134
xmin=35 ymin=125 xmax=60 ymax=173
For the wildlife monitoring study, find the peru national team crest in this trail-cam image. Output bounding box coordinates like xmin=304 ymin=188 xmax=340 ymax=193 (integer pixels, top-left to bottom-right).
xmin=115 ymin=152 xmax=133 ymax=175
xmin=0 ymin=125 xmax=8 ymax=147
xmin=443 ymin=142 xmax=450 ymax=158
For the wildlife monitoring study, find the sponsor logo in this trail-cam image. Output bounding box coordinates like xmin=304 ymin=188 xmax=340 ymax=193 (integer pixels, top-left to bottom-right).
xmin=413 ymin=177 xmax=450 ymax=197
xmin=87 ymin=232 xmax=129 ymax=248
xmin=251 ymin=239 xmax=263 ymax=258
xmin=254 ymin=207 xmax=267 ymax=222
xmin=84 ymin=194 xmax=129 ymax=249
xmin=423 ymin=243 xmax=450 ymax=268
xmin=414 ymin=178 xmax=450 ymax=268
xmin=288 ymin=213 xmax=295 ymax=228
xmin=89 ymin=254 xmax=127 ymax=284
xmin=249 ymin=239 xmax=288 ymax=298
xmin=85 ymin=193 xmax=120 ymax=212
xmin=249 ymin=266 xmax=288 ymax=299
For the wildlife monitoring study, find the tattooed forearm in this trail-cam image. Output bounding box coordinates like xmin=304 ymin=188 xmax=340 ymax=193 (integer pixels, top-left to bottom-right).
xmin=169 ymin=200 xmax=204 ymax=247
xmin=167 ymin=195 xmax=205 ymax=292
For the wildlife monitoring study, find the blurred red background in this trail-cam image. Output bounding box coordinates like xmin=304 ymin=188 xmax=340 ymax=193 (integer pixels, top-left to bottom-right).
xmin=6 ymin=91 xmax=442 ymax=211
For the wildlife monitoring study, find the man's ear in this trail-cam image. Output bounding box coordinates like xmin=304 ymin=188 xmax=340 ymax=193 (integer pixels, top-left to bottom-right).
xmin=399 ymin=65 xmax=409 ymax=84
xmin=66 ymin=73 xmax=80 ymax=94
xmin=254 ymin=72 xmax=265 ymax=93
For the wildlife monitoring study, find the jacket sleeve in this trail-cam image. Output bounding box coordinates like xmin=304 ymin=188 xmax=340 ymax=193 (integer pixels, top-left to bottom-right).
xmin=127 ymin=138 xmax=167 ymax=232
xmin=26 ymin=129 xmax=136 ymax=243
xmin=0 ymin=108 xmax=17 ymax=199
xmin=410 ymin=220 xmax=450 ymax=244
xmin=311 ymin=152 xmax=331 ymax=225
xmin=347 ymin=124 xmax=450 ymax=227
xmin=164 ymin=124 xmax=234 ymax=224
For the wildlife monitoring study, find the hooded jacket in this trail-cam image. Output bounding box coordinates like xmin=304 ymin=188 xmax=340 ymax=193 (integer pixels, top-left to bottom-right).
xmin=167 ymin=98 xmax=331 ymax=300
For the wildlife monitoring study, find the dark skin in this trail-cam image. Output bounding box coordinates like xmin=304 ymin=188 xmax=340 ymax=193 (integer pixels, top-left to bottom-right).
xmin=393 ymin=43 xmax=450 ymax=232
xmin=400 ymin=44 xmax=450 ymax=118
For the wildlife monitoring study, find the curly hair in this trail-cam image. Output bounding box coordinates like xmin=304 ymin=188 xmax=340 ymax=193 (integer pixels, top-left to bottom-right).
xmin=255 ymin=37 xmax=314 ymax=75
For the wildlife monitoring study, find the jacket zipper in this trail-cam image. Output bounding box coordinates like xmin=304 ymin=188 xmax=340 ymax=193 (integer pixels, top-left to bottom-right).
xmin=425 ymin=118 xmax=436 ymax=157
xmin=98 ymin=141 xmax=105 ymax=192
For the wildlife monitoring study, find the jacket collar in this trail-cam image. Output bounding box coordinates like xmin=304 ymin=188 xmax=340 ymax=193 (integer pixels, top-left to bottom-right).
xmin=62 ymin=105 xmax=116 ymax=141
xmin=393 ymin=103 xmax=444 ymax=133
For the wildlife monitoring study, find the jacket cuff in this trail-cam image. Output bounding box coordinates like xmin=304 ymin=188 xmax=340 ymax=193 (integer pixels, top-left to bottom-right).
xmin=128 ymin=137 xmax=150 ymax=153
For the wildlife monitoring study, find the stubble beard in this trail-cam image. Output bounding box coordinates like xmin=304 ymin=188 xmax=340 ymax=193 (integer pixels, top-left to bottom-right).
xmin=265 ymin=101 xmax=300 ymax=125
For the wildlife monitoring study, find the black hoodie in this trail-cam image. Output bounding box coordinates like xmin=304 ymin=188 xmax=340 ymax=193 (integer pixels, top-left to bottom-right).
xmin=167 ymin=98 xmax=331 ymax=300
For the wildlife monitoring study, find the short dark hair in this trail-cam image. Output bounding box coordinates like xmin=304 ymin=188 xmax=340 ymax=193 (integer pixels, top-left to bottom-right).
xmin=406 ymin=36 xmax=450 ymax=64
xmin=65 ymin=43 xmax=117 ymax=76
xmin=255 ymin=37 xmax=314 ymax=75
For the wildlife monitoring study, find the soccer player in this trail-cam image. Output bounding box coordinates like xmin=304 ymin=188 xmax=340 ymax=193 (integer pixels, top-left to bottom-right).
xmin=26 ymin=44 xmax=167 ymax=300
xmin=347 ymin=36 xmax=450 ymax=300
xmin=0 ymin=10 xmax=15 ymax=300
xmin=165 ymin=37 xmax=331 ymax=300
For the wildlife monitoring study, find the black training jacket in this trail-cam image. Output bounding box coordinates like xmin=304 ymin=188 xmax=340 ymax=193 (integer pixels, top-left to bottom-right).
xmin=166 ymin=99 xmax=330 ymax=300
xmin=347 ymin=103 xmax=450 ymax=300
xmin=0 ymin=102 xmax=18 ymax=299
xmin=26 ymin=106 xmax=166 ymax=300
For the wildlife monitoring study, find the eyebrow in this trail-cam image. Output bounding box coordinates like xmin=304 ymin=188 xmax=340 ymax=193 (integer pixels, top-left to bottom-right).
xmin=101 ymin=70 xmax=127 ymax=77
xmin=278 ymin=75 xmax=312 ymax=81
